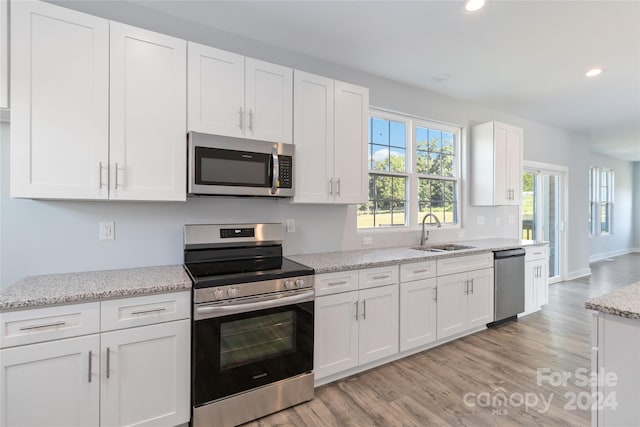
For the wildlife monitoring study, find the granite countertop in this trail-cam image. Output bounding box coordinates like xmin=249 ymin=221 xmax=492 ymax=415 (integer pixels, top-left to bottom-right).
xmin=289 ymin=238 xmax=546 ymax=274
xmin=0 ymin=265 xmax=192 ymax=311
xmin=585 ymin=282 xmax=640 ymax=320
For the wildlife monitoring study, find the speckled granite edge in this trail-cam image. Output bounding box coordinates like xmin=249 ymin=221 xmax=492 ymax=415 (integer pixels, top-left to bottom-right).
xmin=585 ymin=282 xmax=640 ymax=320
xmin=289 ymin=238 xmax=547 ymax=274
xmin=0 ymin=265 xmax=192 ymax=311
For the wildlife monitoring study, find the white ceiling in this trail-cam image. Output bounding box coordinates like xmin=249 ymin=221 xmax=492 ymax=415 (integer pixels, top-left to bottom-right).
xmin=135 ymin=0 xmax=640 ymax=160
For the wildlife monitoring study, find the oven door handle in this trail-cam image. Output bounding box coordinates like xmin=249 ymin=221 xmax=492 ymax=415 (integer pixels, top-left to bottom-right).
xmin=194 ymin=290 xmax=314 ymax=320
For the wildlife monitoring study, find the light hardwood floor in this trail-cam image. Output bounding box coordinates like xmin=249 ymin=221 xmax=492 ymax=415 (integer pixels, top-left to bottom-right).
xmin=246 ymin=253 xmax=640 ymax=427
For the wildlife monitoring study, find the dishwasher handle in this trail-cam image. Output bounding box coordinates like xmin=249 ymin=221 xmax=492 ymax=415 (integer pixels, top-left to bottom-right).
xmin=493 ymin=248 xmax=526 ymax=259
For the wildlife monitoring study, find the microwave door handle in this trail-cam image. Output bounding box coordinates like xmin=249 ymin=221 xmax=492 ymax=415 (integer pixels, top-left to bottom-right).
xmin=271 ymin=146 xmax=279 ymax=194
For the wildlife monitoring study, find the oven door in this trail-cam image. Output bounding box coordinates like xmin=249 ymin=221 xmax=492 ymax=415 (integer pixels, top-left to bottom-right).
xmin=192 ymin=290 xmax=314 ymax=406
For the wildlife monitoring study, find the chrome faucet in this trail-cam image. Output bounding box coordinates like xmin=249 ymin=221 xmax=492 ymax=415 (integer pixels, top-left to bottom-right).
xmin=420 ymin=213 xmax=442 ymax=246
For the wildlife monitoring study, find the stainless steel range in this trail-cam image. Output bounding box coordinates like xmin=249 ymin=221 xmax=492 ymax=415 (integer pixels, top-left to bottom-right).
xmin=183 ymin=223 xmax=315 ymax=427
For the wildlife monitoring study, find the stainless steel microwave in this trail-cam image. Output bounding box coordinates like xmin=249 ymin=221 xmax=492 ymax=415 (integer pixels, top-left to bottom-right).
xmin=187 ymin=132 xmax=294 ymax=197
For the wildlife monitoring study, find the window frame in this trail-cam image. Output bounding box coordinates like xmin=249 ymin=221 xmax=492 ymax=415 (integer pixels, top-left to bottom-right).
xmin=589 ymin=166 xmax=614 ymax=236
xmin=358 ymin=108 xmax=461 ymax=231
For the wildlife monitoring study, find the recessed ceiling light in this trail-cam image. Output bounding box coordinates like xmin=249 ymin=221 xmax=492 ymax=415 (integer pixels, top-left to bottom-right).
xmin=585 ymin=68 xmax=603 ymax=78
xmin=464 ymin=0 xmax=486 ymax=13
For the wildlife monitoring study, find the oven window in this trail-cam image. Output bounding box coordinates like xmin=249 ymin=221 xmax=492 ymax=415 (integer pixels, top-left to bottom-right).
xmin=220 ymin=311 xmax=296 ymax=370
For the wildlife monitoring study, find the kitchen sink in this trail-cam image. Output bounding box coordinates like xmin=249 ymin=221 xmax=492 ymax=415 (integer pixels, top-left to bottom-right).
xmin=412 ymin=244 xmax=476 ymax=252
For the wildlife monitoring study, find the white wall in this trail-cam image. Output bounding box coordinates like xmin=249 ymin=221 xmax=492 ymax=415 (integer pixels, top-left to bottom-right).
xmin=0 ymin=2 xmax=594 ymax=286
xmin=588 ymin=154 xmax=636 ymax=261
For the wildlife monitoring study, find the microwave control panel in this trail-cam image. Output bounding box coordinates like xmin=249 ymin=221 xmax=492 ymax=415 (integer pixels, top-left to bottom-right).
xmin=278 ymin=156 xmax=293 ymax=189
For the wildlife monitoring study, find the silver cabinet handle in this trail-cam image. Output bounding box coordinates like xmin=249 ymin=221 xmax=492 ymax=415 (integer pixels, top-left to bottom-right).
xmin=354 ymin=301 xmax=359 ymax=320
xmin=328 ymin=178 xmax=333 ymax=196
xmin=327 ymin=280 xmax=348 ymax=286
xmin=88 ymin=350 xmax=92 ymax=383
xmin=19 ymin=320 xmax=66 ymax=331
xmin=130 ymin=307 xmax=166 ymax=316
xmin=98 ymin=162 xmax=106 ymax=188
xmin=362 ymin=299 xmax=366 ymax=320
xmin=336 ymin=178 xmax=341 ymax=196
xmin=433 ymin=287 xmax=438 ymax=302
xmin=248 ymin=109 xmax=254 ymax=131
xmin=114 ymin=163 xmax=121 ymax=189
xmin=106 ymin=347 xmax=111 ymax=379
xmin=372 ymin=275 xmax=390 ymax=280
xmin=464 ymin=280 xmax=469 ymax=295
xmin=239 ymin=107 xmax=244 ymax=130
xmin=470 ymin=278 xmax=474 ymax=294
xmin=414 ymin=269 xmax=430 ymax=274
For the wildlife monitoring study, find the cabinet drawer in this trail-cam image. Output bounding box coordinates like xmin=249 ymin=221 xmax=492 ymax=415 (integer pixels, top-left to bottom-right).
xmin=101 ymin=291 xmax=190 ymax=331
xmin=525 ymin=246 xmax=548 ymax=262
xmin=315 ymin=270 xmax=359 ymax=297
xmin=358 ymin=265 xmax=399 ymax=290
xmin=437 ymin=253 xmax=493 ymax=276
xmin=400 ymin=260 xmax=437 ymax=282
xmin=0 ymin=302 xmax=100 ymax=348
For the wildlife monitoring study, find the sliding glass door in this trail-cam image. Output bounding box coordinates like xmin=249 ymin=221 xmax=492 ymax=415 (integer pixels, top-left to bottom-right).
xmin=522 ymin=167 xmax=564 ymax=282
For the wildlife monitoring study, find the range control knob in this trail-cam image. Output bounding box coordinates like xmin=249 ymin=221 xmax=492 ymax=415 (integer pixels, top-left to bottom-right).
xmin=284 ymin=280 xmax=294 ymax=290
xmin=227 ymin=287 xmax=238 ymax=298
xmin=295 ymin=279 xmax=305 ymax=288
xmin=213 ymin=288 xmax=225 ymax=300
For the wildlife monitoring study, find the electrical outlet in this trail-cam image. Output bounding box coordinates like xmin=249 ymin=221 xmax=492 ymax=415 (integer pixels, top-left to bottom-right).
xmin=99 ymin=221 xmax=115 ymax=240
xmin=362 ymin=236 xmax=373 ymax=246
xmin=286 ymin=219 xmax=296 ymax=233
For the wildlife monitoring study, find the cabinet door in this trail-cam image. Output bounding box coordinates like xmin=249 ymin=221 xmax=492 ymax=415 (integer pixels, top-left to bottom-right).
xmin=100 ymin=320 xmax=190 ymax=427
xmin=358 ymin=285 xmax=399 ymax=365
xmin=245 ymin=58 xmax=293 ymax=144
xmin=436 ymin=273 xmax=467 ymax=339
xmin=535 ymin=261 xmax=548 ymax=307
xmin=292 ymin=71 xmax=334 ymax=203
xmin=506 ymin=126 xmax=523 ymax=204
xmin=493 ymin=123 xmax=510 ymax=205
xmin=0 ymin=335 xmax=99 ymax=427
xmin=110 ymin=22 xmax=186 ymax=201
xmin=524 ymin=261 xmax=538 ymax=314
xmin=187 ymin=42 xmax=244 ymax=137
xmin=466 ymin=268 xmax=494 ymax=329
xmin=334 ymin=81 xmax=369 ymax=204
xmin=400 ymin=279 xmax=437 ymax=352
xmin=11 ymin=1 xmax=109 ymax=199
xmin=314 ymin=292 xmax=359 ymax=379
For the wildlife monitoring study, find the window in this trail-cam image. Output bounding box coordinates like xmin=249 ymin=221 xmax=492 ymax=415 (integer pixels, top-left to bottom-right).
xmin=358 ymin=110 xmax=460 ymax=229
xmin=589 ymin=167 xmax=614 ymax=236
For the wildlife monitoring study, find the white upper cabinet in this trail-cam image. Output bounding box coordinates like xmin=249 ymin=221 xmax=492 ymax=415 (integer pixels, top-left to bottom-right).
xmin=1 ymin=0 xmax=9 ymax=109
xmin=109 ymin=22 xmax=186 ymax=201
xmin=10 ymin=1 xmax=110 ymax=199
xmin=471 ymin=121 xmax=523 ymax=206
xmin=293 ymin=70 xmax=369 ymax=204
xmin=187 ymin=42 xmax=292 ymax=144
xmin=187 ymin=43 xmax=245 ymax=138
xmin=10 ymin=2 xmax=187 ymax=201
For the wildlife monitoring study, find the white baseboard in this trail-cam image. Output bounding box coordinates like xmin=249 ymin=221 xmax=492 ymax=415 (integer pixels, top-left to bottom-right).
xmin=566 ymin=268 xmax=591 ymax=280
xmin=589 ymin=248 xmax=636 ymax=263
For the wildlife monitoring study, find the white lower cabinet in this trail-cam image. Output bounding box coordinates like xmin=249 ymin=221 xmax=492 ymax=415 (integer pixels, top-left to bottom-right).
xmin=399 ymin=278 xmax=437 ymax=351
xmin=524 ymin=245 xmax=549 ymax=315
xmin=0 ymin=335 xmax=100 ymax=426
xmin=0 ymin=292 xmax=190 ymax=427
xmin=100 ymin=320 xmax=190 ymax=427
xmin=314 ymin=281 xmax=398 ymax=380
xmin=436 ymin=267 xmax=494 ymax=340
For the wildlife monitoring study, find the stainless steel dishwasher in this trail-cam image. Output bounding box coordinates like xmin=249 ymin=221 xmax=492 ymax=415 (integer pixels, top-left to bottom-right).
xmin=490 ymin=248 xmax=525 ymax=326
